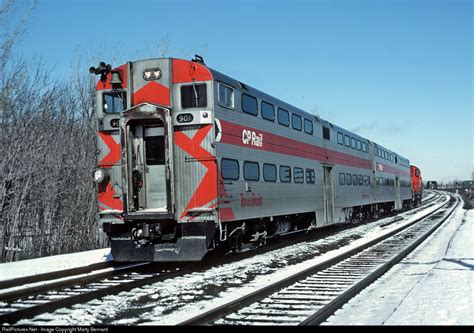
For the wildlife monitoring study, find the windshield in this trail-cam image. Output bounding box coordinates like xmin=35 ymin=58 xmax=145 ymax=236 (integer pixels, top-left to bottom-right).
xmin=103 ymin=91 xmax=126 ymax=113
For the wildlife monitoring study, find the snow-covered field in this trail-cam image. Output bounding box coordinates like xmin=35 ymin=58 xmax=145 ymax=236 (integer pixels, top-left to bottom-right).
xmin=325 ymin=204 xmax=473 ymax=325
xmin=0 ymin=248 xmax=112 ymax=283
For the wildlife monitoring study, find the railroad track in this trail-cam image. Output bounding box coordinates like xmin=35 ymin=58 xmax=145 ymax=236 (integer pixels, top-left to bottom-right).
xmin=177 ymin=193 xmax=459 ymax=325
xmin=0 ymin=191 xmax=445 ymax=325
xmin=0 ymin=261 xmax=191 ymax=324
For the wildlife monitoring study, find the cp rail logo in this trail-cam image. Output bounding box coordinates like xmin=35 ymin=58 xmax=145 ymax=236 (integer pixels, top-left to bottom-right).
xmin=242 ymin=129 xmax=263 ymax=147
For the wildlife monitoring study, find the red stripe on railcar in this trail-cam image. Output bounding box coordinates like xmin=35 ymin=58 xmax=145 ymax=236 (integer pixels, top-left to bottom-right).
xmin=133 ymin=81 xmax=170 ymax=106
xmin=172 ymin=59 xmax=212 ymax=83
xmin=174 ymin=124 xmax=217 ymax=219
xmin=219 ymin=120 xmax=371 ymax=169
xmin=219 ymin=120 xmax=410 ymax=177
xmin=98 ymin=131 xmax=120 ymax=167
xmin=98 ymin=183 xmax=123 ymax=211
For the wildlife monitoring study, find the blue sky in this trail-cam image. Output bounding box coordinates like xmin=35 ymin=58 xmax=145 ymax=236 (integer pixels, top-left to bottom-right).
xmin=14 ymin=0 xmax=473 ymax=183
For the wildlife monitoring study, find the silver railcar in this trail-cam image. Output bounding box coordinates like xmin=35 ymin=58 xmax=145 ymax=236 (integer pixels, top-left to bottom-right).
xmin=91 ymin=57 xmax=412 ymax=262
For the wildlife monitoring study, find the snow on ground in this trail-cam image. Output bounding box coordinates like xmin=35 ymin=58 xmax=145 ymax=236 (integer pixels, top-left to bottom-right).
xmin=17 ymin=194 xmax=450 ymax=325
xmin=0 ymin=248 xmax=112 ymax=282
xmin=324 ymin=201 xmax=473 ymax=325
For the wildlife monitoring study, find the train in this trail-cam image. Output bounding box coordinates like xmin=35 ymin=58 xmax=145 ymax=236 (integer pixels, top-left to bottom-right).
xmin=426 ymin=181 xmax=438 ymax=190
xmin=411 ymin=165 xmax=423 ymax=206
xmin=90 ymin=56 xmax=423 ymax=262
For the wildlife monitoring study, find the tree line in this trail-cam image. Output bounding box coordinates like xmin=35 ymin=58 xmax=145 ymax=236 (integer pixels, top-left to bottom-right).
xmin=0 ymin=0 xmax=107 ymax=262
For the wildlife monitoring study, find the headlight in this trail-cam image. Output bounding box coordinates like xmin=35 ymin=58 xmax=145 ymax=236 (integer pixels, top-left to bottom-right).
xmin=93 ymin=168 xmax=107 ymax=184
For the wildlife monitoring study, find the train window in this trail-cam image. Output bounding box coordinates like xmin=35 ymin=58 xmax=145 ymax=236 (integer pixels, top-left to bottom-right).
xmin=243 ymin=161 xmax=260 ymax=181
xmin=337 ymin=132 xmax=343 ymax=145
xmin=277 ymin=108 xmax=289 ymax=126
xmin=181 ymin=84 xmax=207 ymax=108
xmin=323 ymin=126 xmax=330 ymax=140
xmin=346 ymin=173 xmax=352 ymax=185
xmin=357 ymin=140 xmax=362 ymax=151
xmin=306 ymin=169 xmax=315 ymax=184
xmin=242 ymin=94 xmax=258 ymax=116
xmin=292 ymin=114 xmax=302 ymax=131
xmin=103 ymin=91 xmax=126 ymax=114
xmin=339 ymin=173 xmax=345 ymax=185
xmin=261 ymin=101 xmax=275 ymax=121
xmin=363 ymin=176 xmax=368 ymax=186
xmin=145 ymin=135 xmax=165 ymax=165
xmin=263 ymin=163 xmax=277 ymax=182
xmin=280 ymin=165 xmax=291 ymax=183
xmin=362 ymin=142 xmax=367 ymax=153
xmin=359 ymin=175 xmax=363 ymax=185
xmin=218 ymin=82 xmax=234 ymax=109
xmin=353 ymin=174 xmax=358 ymax=185
xmin=351 ymin=137 xmax=356 ymax=149
xmin=304 ymin=119 xmax=313 ymax=135
xmin=344 ymin=135 xmax=350 ymax=147
xmin=367 ymin=176 xmax=371 ymax=186
xmin=294 ymin=167 xmax=304 ymax=183
xmin=221 ymin=158 xmax=239 ymax=180
xmin=415 ymin=169 xmax=420 ymax=177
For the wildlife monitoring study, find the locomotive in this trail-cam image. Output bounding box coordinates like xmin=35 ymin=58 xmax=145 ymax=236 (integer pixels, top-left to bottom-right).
xmin=410 ymin=165 xmax=423 ymax=206
xmin=90 ymin=56 xmax=421 ymax=262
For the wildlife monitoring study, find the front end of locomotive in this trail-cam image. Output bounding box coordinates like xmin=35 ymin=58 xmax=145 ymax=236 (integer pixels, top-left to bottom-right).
xmin=92 ymin=58 xmax=218 ymax=261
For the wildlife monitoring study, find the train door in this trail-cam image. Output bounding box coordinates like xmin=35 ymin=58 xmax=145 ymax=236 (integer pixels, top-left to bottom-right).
xmin=395 ymin=177 xmax=401 ymax=210
xmin=125 ymin=112 xmax=173 ymax=215
xmin=323 ymin=166 xmax=334 ymax=224
xmin=143 ymin=126 xmax=167 ymax=209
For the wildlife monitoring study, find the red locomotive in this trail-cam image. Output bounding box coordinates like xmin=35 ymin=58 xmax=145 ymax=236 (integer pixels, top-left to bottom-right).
xmin=410 ymin=165 xmax=423 ymax=206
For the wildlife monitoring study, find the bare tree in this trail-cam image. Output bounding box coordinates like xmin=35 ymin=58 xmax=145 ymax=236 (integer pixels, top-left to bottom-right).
xmin=0 ymin=0 xmax=107 ymax=262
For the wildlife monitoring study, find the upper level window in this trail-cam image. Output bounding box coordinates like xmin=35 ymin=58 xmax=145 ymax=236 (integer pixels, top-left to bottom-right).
xmin=337 ymin=132 xmax=343 ymax=145
xmin=221 ymin=158 xmax=239 ymax=180
xmin=323 ymin=126 xmax=330 ymax=140
xmin=362 ymin=142 xmax=367 ymax=152
xmin=218 ymin=82 xmax=234 ymax=109
xmin=103 ymin=91 xmax=126 ymax=113
xmin=344 ymin=135 xmax=350 ymax=147
xmin=181 ymin=84 xmax=207 ymax=108
xmin=261 ymin=101 xmax=275 ymax=121
xmin=278 ymin=108 xmax=289 ymax=126
xmin=292 ymin=114 xmax=302 ymax=131
xmin=242 ymin=94 xmax=258 ymax=116
xmin=351 ymin=137 xmax=356 ymax=149
xmin=356 ymin=140 xmax=362 ymax=151
xmin=304 ymin=119 xmax=313 ymax=135
xmin=243 ymin=161 xmax=259 ymax=181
